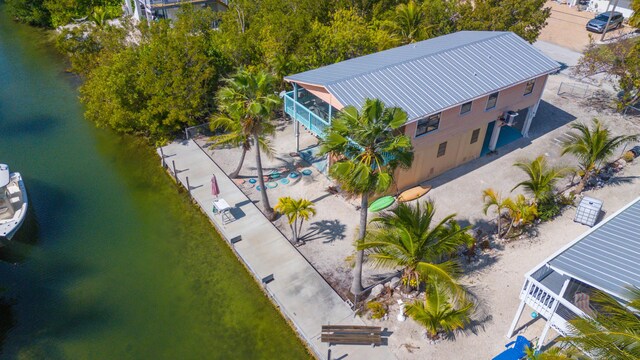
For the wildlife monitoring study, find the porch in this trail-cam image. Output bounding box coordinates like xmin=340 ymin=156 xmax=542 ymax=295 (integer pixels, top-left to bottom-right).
xmin=283 ymin=86 xmax=337 ymax=140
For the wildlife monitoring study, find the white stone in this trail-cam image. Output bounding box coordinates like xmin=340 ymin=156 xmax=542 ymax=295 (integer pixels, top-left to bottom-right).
xmin=370 ymin=284 xmax=384 ymax=298
xmin=389 ymin=276 xmax=401 ymax=289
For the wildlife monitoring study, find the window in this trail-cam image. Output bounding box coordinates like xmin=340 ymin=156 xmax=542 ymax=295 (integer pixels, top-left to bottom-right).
xmin=415 ymin=112 xmax=440 ymax=137
xmin=486 ymin=92 xmax=499 ymax=110
xmin=470 ymin=128 xmax=480 ymax=144
xmin=437 ymin=142 xmax=447 ymax=157
xmin=460 ymin=101 xmax=472 ymax=115
xmin=524 ymin=80 xmax=535 ymax=96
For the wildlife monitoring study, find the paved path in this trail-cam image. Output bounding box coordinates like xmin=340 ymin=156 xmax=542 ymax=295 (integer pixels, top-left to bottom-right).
xmin=159 ymin=140 xmax=395 ymax=360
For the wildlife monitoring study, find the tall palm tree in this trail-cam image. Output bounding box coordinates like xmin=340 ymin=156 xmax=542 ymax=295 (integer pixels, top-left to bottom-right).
xmin=360 ymin=201 xmax=473 ymax=293
xmin=405 ymin=281 xmax=474 ymax=339
xmin=319 ymin=98 xmax=414 ymax=295
xmin=274 ymin=197 xmax=316 ymax=245
xmin=216 ymin=69 xmax=281 ymax=219
xmin=563 ymin=287 xmax=640 ymax=360
xmin=482 ymin=188 xmax=508 ymax=237
xmin=394 ymin=0 xmax=424 ymax=44
xmin=209 ymin=111 xmax=274 ymax=178
xmin=561 ymin=118 xmax=638 ymax=194
xmin=512 ymin=156 xmax=571 ymax=203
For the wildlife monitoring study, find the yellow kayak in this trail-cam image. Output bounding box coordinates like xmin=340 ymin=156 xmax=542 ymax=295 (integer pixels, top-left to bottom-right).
xmin=397 ymin=185 xmax=431 ymax=203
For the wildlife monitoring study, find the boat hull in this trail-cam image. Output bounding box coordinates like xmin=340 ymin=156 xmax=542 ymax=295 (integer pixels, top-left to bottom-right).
xmin=0 ymin=172 xmax=28 ymax=240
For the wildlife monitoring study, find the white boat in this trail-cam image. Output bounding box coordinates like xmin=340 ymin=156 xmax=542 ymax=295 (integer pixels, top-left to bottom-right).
xmin=0 ymin=164 xmax=28 ymax=240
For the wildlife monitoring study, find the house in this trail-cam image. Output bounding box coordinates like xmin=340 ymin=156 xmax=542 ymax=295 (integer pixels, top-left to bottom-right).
xmin=283 ymin=31 xmax=560 ymax=191
xmin=124 ymin=0 xmax=228 ymax=22
xmin=507 ymin=197 xmax=640 ymax=349
xmin=576 ymin=0 xmax=636 ymax=19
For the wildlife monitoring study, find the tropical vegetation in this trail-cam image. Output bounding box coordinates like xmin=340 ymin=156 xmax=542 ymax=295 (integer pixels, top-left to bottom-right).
xmin=512 ymin=156 xmax=570 ymax=204
xmin=361 ymin=201 xmax=472 ymax=293
xmin=482 ymin=188 xmax=539 ymax=238
xmin=561 ymin=118 xmax=638 ymax=194
xmin=274 ymin=197 xmax=316 ymax=244
xmin=319 ymin=98 xmax=414 ymax=295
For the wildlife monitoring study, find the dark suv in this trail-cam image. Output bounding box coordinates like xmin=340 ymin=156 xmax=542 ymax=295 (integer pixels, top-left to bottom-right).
xmin=586 ymin=11 xmax=624 ymax=33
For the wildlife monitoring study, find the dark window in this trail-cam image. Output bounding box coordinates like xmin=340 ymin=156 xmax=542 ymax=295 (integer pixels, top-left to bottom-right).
xmin=437 ymin=142 xmax=447 ymax=157
xmin=416 ymin=112 xmax=441 ymax=137
xmin=486 ymin=92 xmax=499 ymax=110
xmin=470 ymin=128 xmax=480 ymax=144
xmin=524 ymin=80 xmax=535 ymax=95
xmin=460 ymin=101 xmax=472 ymax=115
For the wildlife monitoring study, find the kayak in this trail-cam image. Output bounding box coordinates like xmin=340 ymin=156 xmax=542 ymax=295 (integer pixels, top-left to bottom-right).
xmin=369 ymin=195 xmax=395 ymax=212
xmin=397 ymin=185 xmax=431 ymax=203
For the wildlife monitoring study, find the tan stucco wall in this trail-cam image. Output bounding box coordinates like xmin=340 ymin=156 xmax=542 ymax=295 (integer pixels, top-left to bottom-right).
xmin=394 ymin=74 xmax=548 ymax=191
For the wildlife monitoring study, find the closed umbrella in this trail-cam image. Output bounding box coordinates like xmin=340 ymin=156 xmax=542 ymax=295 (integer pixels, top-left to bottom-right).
xmin=211 ymin=174 xmax=220 ymax=199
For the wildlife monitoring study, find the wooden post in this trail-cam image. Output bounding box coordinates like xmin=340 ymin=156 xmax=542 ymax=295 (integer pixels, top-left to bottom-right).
xmin=186 ymin=176 xmax=191 ymax=196
xmin=172 ymin=160 xmax=178 ymax=183
xmin=160 ymin=147 xmax=166 ymax=168
xmin=600 ymin=0 xmax=620 ymax=42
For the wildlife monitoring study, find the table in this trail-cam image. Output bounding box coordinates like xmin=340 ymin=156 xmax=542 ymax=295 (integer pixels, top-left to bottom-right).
xmin=213 ymin=198 xmax=234 ymax=224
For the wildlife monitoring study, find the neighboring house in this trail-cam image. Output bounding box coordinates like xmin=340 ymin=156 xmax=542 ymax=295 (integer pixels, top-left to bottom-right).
xmin=284 ymin=31 xmax=560 ymax=191
xmin=124 ymin=0 xmax=228 ymax=22
xmin=507 ymin=197 xmax=640 ymax=349
xmin=577 ymin=0 xmax=636 ymax=18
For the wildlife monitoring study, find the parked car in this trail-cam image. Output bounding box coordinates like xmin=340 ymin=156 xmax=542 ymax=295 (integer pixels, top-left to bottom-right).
xmin=586 ymin=11 xmax=624 ymax=33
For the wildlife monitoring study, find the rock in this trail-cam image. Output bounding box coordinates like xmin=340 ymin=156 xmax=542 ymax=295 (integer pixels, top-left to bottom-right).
xmin=389 ymin=276 xmax=401 ymax=289
xmin=370 ymin=284 xmax=384 ymax=298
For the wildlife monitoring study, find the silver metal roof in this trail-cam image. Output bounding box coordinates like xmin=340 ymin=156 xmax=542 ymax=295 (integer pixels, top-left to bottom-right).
xmin=285 ymin=31 xmax=560 ymax=121
xmin=549 ymin=198 xmax=640 ymax=301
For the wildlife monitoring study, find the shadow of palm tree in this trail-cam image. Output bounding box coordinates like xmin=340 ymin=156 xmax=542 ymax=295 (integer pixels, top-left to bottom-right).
xmin=300 ymin=219 xmax=346 ymax=243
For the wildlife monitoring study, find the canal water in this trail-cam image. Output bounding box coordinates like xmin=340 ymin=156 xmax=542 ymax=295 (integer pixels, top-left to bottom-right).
xmin=0 ymin=8 xmax=309 ymax=359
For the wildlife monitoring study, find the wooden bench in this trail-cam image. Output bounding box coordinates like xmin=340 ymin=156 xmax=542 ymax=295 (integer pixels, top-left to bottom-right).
xmin=321 ymin=325 xmax=383 ymax=346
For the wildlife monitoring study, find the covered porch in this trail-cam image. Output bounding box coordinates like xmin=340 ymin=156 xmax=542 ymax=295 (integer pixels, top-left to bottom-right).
xmin=283 ymin=84 xmax=339 ymax=141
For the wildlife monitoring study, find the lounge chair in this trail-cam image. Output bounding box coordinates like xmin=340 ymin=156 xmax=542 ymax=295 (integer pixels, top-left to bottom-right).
xmin=492 ymin=335 xmax=531 ymax=360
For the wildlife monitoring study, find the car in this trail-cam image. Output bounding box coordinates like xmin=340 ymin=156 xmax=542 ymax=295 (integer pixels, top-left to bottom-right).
xmin=586 ymin=11 xmax=624 ymax=33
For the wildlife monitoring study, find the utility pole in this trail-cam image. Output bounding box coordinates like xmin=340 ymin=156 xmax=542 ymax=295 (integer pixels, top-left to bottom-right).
xmin=600 ymin=0 xmax=620 ymax=42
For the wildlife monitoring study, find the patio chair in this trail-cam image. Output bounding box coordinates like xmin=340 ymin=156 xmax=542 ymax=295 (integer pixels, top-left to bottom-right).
xmin=492 ymin=336 xmax=531 ymax=360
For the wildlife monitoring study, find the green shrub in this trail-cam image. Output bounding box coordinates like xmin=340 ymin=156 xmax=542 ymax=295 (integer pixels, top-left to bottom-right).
xmin=538 ymin=198 xmax=561 ymax=222
xmin=623 ymin=151 xmax=635 ymax=163
xmin=366 ymin=301 xmax=387 ymax=319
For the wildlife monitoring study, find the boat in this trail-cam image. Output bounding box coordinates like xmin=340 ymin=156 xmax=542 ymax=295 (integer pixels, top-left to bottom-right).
xmin=0 ymin=164 xmax=28 ymax=240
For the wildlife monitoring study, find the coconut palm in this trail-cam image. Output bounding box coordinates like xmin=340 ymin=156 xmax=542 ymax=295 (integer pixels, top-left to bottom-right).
xmin=561 ymin=118 xmax=638 ymax=194
xmin=512 ymin=156 xmax=571 ymax=203
xmin=360 ymin=201 xmax=473 ymax=293
xmin=524 ymin=345 xmax=587 ymax=360
xmin=209 ymin=111 xmax=274 ymax=178
xmin=405 ymin=281 xmax=474 ymax=339
xmin=274 ymin=197 xmax=316 ymax=245
xmin=216 ymin=69 xmax=281 ymax=219
xmin=319 ymin=98 xmax=414 ymax=295
xmin=482 ymin=188 xmax=508 ymax=237
xmin=394 ymin=0 xmax=424 ymax=44
xmin=562 ymin=287 xmax=640 ymax=360
xmin=503 ymin=194 xmax=538 ymax=237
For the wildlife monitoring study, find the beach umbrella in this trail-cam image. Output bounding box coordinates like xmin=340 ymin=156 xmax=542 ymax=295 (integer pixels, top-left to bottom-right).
xmin=211 ymin=174 xmax=220 ymax=198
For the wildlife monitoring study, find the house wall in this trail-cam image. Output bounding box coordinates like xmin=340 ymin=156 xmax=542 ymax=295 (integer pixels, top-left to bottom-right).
xmin=394 ymin=74 xmax=548 ymax=191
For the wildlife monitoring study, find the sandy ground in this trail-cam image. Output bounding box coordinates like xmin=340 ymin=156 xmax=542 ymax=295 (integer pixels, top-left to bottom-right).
xmin=197 ymin=70 xmax=640 ymax=358
xmin=538 ymin=1 xmax=637 ymax=53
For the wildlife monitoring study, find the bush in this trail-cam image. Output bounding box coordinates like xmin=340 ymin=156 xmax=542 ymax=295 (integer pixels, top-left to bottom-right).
xmin=538 ymin=198 xmax=561 ymax=222
xmin=366 ymin=301 xmax=387 ymax=319
xmin=623 ymin=151 xmax=635 ymax=163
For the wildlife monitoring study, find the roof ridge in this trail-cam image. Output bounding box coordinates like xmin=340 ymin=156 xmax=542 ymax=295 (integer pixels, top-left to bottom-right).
xmin=324 ymin=31 xmax=512 ymax=87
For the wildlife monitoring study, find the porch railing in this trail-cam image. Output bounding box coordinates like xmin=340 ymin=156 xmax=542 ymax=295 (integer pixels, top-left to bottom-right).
xmin=521 ymin=277 xmax=589 ymax=330
xmin=283 ymin=92 xmax=330 ymax=138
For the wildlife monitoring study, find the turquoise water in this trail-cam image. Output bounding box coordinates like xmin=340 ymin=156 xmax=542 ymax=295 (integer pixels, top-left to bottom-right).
xmin=0 ymin=9 xmax=309 ymax=359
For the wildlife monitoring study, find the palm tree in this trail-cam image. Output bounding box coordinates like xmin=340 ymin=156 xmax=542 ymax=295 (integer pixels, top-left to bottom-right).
xmin=216 ymin=69 xmax=281 ymax=219
xmin=563 ymin=287 xmax=640 ymax=360
xmin=405 ymin=281 xmax=474 ymax=339
xmin=512 ymin=156 xmax=571 ymax=203
xmin=503 ymin=194 xmax=538 ymax=237
xmin=319 ymin=98 xmax=414 ymax=295
xmin=360 ymin=201 xmax=473 ymax=293
xmin=524 ymin=345 xmax=587 ymax=360
xmin=482 ymin=188 xmax=508 ymax=237
xmin=561 ymin=118 xmax=638 ymax=194
xmin=394 ymin=0 xmax=424 ymax=44
xmin=274 ymin=197 xmax=316 ymax=245
xmin=209 ymin=111 xmax=274 ymax=178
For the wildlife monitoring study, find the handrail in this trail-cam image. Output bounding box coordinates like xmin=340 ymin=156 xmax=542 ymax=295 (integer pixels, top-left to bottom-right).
xmin=283 ymin=92 xmax=330 ymax=138
xmin=524 ymin=276 xmax=588 ymax=320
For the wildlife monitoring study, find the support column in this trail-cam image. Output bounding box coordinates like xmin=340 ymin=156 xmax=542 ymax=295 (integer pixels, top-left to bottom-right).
xmin=536 ymin=279 xmax=571 ymax=350
xmin=522 ymin=75 xmax=548 ymax=138
xmin=293 ymin=83 xmax=300 ymax=152
xmin=488 ymin=120 xmax=502 ymax=152
xmin=507 ymin=299 xmax=527 ymax=338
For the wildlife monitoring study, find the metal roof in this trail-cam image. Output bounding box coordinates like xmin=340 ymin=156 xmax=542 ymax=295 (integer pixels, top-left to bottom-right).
xmin=285 ymin=31 xmax=560 ymax=121
xmin=549 ymin=198 xmax=640 ymax=301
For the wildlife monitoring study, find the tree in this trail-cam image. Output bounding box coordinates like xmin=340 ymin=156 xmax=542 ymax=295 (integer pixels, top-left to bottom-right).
xmin=512 ymin=156 xmax=570 ymax=204
xmin=630 ymin=0 xmax=640 ymax=28
xmin=274 ymin=197 xmax=316 ymax=244
xmin=361 ymin=201 xmax=472 ymax=293
xmin=524 ymin=345 xmax=587 ymax=360
xmin=503 ymin=194 xmax=538 ymax=237
xmin=405 ymin=281 xmax=474 ymax=340
xmin=319 ymin=98 xmax=414 ymax=295
xmin=216 ymin=69 xmax=281 ymax=220
xmin=561 ymin=118 xmax=638 ymax=194
xmin=482 ymin=188 xmax=508 ymax=237
xmin=563 ymin=287 xmax=640 ymax=360
xmin=209 ymin=111 xmax=274 ymax=178
xmin=6 ymin=0 xmax=51 ymax=27
xmin=394 ymin=0 xmax=424 ymax=44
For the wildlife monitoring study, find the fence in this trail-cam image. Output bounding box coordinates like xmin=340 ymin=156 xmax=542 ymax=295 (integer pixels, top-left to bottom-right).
xmin=557 ymin=81 xmax=592 ymax=99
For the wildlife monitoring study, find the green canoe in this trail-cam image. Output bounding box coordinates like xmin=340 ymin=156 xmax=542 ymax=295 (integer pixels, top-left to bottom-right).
xmin=368 ymin=195 xmax=395 ymax=212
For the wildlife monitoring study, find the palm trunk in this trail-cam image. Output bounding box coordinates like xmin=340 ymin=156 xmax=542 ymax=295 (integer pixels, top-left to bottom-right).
xmin=573 ymin=172 xmax=590 ymax=194
xmin=254 ymin=134 xmax=274 ymax=220
xmin=229 ymin=147 xmax=247 ymax=178
xmin=292 ymin=220 xmax=298 ymax=244
xmin=297 ymin=219 xmax=305 ymax=244
xmin=351 ymin=193 xmax=368 ymax=296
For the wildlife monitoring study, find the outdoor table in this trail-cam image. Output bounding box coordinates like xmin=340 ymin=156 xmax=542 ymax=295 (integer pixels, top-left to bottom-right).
xmin=213 ymin=198 xmax=233 ymax=224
